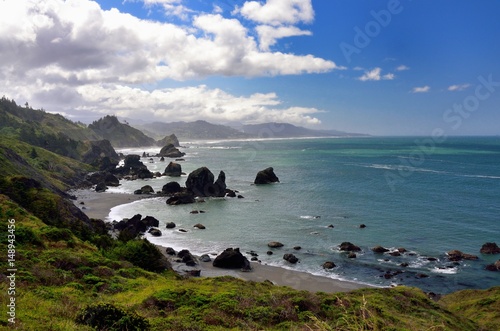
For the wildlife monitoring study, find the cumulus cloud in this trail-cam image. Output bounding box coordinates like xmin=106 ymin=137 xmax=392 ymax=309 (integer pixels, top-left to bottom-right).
xmin=237 ymin=0 xmax=314 ymax=26
xmin=74 ymin=84 xmax=323 ymax=125
xmin=0 ymin=0 xmax=336 ymax=126
xmin=448 ymin=84 xmax=471 ymax=91
xmin=358 ymin=68 xmax=395 ymax=81
xmin=411 ymin=86 xmax=430 ymax=93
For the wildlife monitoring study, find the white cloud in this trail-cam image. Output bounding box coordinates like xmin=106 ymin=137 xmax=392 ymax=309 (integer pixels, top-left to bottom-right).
xmin=448 ymin=84 xmax=471 ymax=91
xmin=0 ymin=0 xmax=335 ymax=126
xmin=358 ymin=68 xmax=395 ymax=81
xmin=238 ymin=0 xmax=314 ymax=26
xmin=396 ymin=65 xmax=410 ymax=71
xmin=73 ymin=84 xmax=323 ymax=125
xmin=411 ymin=86 xmax=430 ymax=93
xmin=256 ymin=25 xmax=312 ymax=51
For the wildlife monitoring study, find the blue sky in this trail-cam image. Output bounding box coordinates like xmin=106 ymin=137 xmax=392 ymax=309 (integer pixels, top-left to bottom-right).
xmin=1 ymin=0 xmax=499 ymax=135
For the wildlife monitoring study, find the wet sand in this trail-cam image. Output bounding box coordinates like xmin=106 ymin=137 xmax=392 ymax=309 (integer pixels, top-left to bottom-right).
xmin=74 ymin=188 xmax=371 ymax=293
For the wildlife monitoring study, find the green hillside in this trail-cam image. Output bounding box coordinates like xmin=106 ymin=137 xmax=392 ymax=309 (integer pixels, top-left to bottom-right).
xmin=89 ymin=115 xmax=156 ymax=148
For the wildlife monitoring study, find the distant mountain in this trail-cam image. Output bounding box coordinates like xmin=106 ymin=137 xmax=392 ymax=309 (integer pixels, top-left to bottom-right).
xmin=241 ymin=123 xmax=366 ymax=138
xmin=134 ymin=120 xmax=250 ymax=140
xmin=88 ymin=115 xmax=156 ymax=148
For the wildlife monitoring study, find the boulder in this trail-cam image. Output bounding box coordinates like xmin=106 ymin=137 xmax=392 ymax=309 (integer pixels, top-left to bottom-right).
xmin=135 ymin=185 xmax=154 ymax=195
xmin=347 ymin=252 xmax=357 ymax=259
xmin=322 ymin=261 xmax=336 ymax=269
xmin=372 ymin=245 xmax=389 ymax=253
xmin=178 ymin=249 xmax=196 ymax=266
xmin=268 ymin=241 xmax=284 ymax=248
xmin=112 ymin=154 xmax=153 ymax=179
xmin=86 ymin=171 xmax=119 ymax=187
xmin=485 ymin=260 xmax=500 ymax=271
xmin=165 ymin=222 xmax=176 ymax=229
xmin=165 ymin=247 xmax=176 ymax=255
xmin=283 ymin=253 xmax=299 ymax=264
xmin=142 ymin=216 xmax=160 ymax=227
xmin=447 ymin=250 xmax=479 ymax=262
xmin=480 ymin=242 xmax=500 ymax=254
xmin=225 ymin=189 xmax=236 ymax=197
xmin=293 ymin=246 xmax=302 ymax=250
xmin=162 ymin=181 xmax=182 ymax=195
xmin=213 ymin=248 xmax=251 ymax=270
xmin=193 ymin=223 xmax=206 ymax=230
xmin=166 ymin=192 xmax=195 ymax=205
xmin=164 ymin=162 xmax=182 ymax=177
xmin=339 ymin=242 xmax=361 ymax=252
xmin=114 ymin=214 xmax=160 ymax=239
xmin=185 ymin=167 xmax=226 ymax=197
xmin=200 ymin=254 xmax=211 ymax=262
xmin=95 ymin=182 xmax=108 ymax=192
xmin=359 ymin=224 xmax=367 ymax=229
xmin=159 ymin=144 xmax=185 ymax=158
xmin=148 ymin=228 xmax=162 ymax=236
xmin=254 ymin=167 xmax=280 ymax=184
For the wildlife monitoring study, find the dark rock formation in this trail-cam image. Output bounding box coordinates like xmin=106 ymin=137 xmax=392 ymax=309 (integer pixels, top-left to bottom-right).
xmin=254 ymin=167 xmax=279 ymax=184
xmin=447 ymin=250 xmax=479 ymax=262
xmin=86 ymin=171 xmax=120 ymax=187
xmin=268 ymin=241 xmax=284 ymax=248
xmin=157 ymin=134 xmax=180 ymax=147
xmin=148 ymin=228 xmax=162 ymax=236
xmin=322 ymin=261 xmax=336 ymax=269
xmin=293 ymin=246 xmax=302 ymax=250
xmin=347 ymin=252 xmax=357 ymax=258
xmin=359 ymin=224 xmax=367 ymax=229
xmin=178 ymin=249 xmax=196 ymax=266
xmin=339 ymin=242 xmax=361 ymax=252
xmin=82 ymin=140 xmax=120 ymax=171
xmin=213 ymin=248 xmax=251 ymax=270
xmin=95 ymin=182 xmax=108 ymax=192
xmin=200 ymin=254 xmax=211 ymax=262
xmin=162 ymin=181 xmax=182 ymax=195
xmin=165 ymin=247 xmax=176 ymax=255
xmin=166 ymin=192 xmax=195 ymax=205
xmin=164 ymin=162 xmax=182 ymax=177
xmin=185 ymin=167 xmax=226 ymax=197
xmin=485 ymin=260 xmax=500 ymax=271
xmin=113 ymin=214 xmax=159 ymax=239
xmin=134 ymin=185 xmax=154 ymax=195
xmin=193 ymin=223 xmax=206 ymax=230
xmin=165 ymin=222 xmax=176 ymax=229
xmin=283 ymin=253 xmax=299 ymax=264
xmin=480 ymin=242 xmax=500 ymax=254
xmin=112 ymin=154 xmax=153 ymax=179
xmin=225 ymin=189 xmax=236 ymax=197
xmin=372 ymin=245 xmax=389 ymax=253
xmin=159 ymin=144 xmax=185 ymax=158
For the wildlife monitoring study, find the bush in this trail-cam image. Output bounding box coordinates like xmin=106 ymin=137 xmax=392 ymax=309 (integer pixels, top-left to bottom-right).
xmin=75 ymin=303 xmax=149 ymax=331
xmin=109 ymin=239 xmax=170 ymax=273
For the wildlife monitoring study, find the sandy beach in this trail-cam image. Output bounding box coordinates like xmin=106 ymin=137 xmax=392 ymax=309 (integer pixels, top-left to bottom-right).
xmin=73 ymin=189 xmax=371 ymax=293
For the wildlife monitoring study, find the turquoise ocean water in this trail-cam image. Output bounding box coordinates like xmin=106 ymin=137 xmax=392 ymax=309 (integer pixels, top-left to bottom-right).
xmin=107 ymin=137 xmax=500 ymax=293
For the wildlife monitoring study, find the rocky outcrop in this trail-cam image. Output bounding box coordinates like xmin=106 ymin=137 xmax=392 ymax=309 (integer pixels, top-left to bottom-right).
xmin=283 ymin=253 xmax=299 ymax=264
xmin=159 ymin=144 xmax=185 ymax=158
xmin=185 ymin=167 xmax=226 ymax=197
xmin=157 ymin=134 xmax=180 ymax=147
xmin=322 ymin=261 xmax=336 ymax=269
xmin=165 ymin=222 xmax=176 ymax=229
xmin=447 ymin=250 xmax=479 ymax=262
xmin=148 ymin=228 xmax=162 ymax=236
xmin=163 ymin=162 xmax=182 ymax=177
xmin=81 ymin=140 xmax=120 ymax=171
xmin=178 ymin=249 xmax=196 ymax=266
xmin=339 ymin=242 xmax=361 ymax=252
xmin=268 ymin=241 xmax=284 ymax=248
xmin=112 ymin=154 xmax=153 ymax=179
xmin=166 ymin=192 xmax=195 ymax=205
xmin=485 ymin=260 xmax=500 ymax=271
xmin=162 ymin=182 xmax=182 ymax=195
xmin=95 ymin=182 xmax=107 ymax=192
xmin=113 ymin=214 xmax=160 ymax=239
xmin=213 ymin=248 xmax=251 ymax=270
xmin=254 ymin=167 xmax=279 ymax=184
xmin=480 ymin=242 xmax=500 ymax=254
xmin=134 ymin=185 xmax=154 ymax=195
xmin=372 ymin=245 xmax=389 ymax=253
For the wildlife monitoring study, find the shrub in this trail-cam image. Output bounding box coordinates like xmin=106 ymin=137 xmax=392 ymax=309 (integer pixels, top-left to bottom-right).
xmin=75 ymin=303 xmax=149 ymax=330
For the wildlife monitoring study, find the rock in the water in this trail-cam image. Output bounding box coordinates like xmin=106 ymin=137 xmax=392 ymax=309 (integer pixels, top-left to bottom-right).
xmin=193 ymin=223 xmax=206 ymax=230
xmin=159 ymin=144 xmax=185 ymax=158
xmin=267 ymin=251 xmax=273 ymax=255
xmin=372 ymin=245 xmax=389 ymax=253
xmin=254 ymin=167 xmax=280 ymax=184
xmin=163 ymin=162 xmax=182 ymax=177
xmin=113 ymin=214 xmax=160 ymax=240
xmin=283 ymin=253 xmax=299 ymax=264
xmin=322 ymin=261 xmax=336 ymax=269
xmin=293 ymin=246 xmax=302 ymax=250
xmin=148 ymin=228 xmax=162 ymax=236
xmin=166 ymin=222 xmax=176 ymax=229
xmin=200 ymin=254 xmax=211 ymax=262
xmin=485 ymin=260 xmax=500 ymax=271
xmin=447 ymin=250 xmax=478 ymax=261
xmin=225 ymin=189 xmax=236 ymax=197
xmin=135 ymin=185 xmax=154 ymax=195
xmin=142 ymin=216 xmax=160 ymax=227
xmin=165 ymin=247 xmax=176 ymax=255
xmin=268 ymin=241 xmax=284 ymax=248
xmin=185 ymin=167 xmax=226 ymax=197
xmin=480 ymin=242 xmax=500 ymax=254
xmin=213 ymin=248 xmax=251 ymax=270
xmin=359 ymin=224 xmax=367 ymax=229
xmin=339 ymin=242 xmax=361 ymax=252
xmin=348 ymin=252 xmax=357 ymax=258
xmin=162 ymin=181 xmax=182 ymax=195
xmin=166 ymin=192 xmax=195 ymax=205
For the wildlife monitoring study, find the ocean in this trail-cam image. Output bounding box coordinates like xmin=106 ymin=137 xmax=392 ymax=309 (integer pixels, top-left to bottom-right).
xmin=107 ymin=136 xmax=500 ymax=293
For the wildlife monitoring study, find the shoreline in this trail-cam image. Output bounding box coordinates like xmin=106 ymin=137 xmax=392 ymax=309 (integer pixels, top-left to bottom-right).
xmin=72 ymin=188 xmax=372 ymax=293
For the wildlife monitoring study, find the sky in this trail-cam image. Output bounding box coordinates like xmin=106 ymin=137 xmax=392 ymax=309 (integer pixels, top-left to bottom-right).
xmin=0 ymin=0 xmax=499 ymax=135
